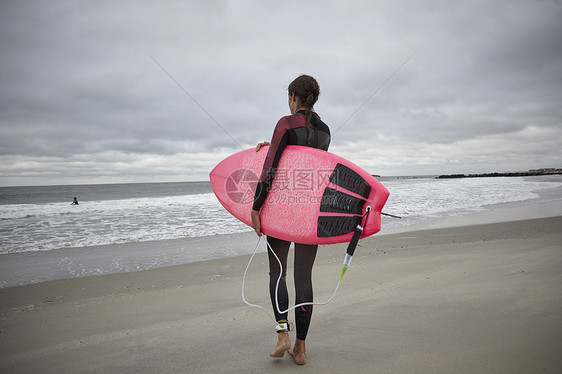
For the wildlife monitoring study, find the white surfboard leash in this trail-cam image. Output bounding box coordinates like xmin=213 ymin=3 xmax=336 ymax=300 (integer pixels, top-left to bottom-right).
xmin=241 ymin=235 xmax=343 ymax=325
xmin=241 ymin=236 xmax=278 ymax=324
xmin=241 ymin=207 xmax=372 ymax=326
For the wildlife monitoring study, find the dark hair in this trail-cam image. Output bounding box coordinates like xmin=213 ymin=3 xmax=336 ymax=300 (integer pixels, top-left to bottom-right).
xmin=288 ymin=75 xmax=320 ymax=145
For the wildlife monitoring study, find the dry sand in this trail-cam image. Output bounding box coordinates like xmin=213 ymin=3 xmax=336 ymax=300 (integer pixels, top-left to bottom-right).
xmin=1 ymin=217 xmax=561 ymax=373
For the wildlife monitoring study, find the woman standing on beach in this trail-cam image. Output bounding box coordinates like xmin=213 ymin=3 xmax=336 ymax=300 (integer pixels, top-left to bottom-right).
xmin=251 ymin=75 xmax=330 ymax=365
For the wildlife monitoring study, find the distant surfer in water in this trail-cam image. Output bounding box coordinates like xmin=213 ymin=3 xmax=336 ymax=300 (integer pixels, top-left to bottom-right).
xmin=71 ymin=197 xmax=79 ymax=205
xmin=251 ymin=75 xmax=330 ymax=365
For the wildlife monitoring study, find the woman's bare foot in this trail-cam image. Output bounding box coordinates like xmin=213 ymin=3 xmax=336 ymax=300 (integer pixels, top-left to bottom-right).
xmin=270 ymin=331 xmax=291 ymax=358
xmin=288 ymin=339 xmax=306 ymax=365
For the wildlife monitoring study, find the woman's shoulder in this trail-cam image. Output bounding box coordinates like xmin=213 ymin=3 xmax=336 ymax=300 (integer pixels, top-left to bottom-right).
xmin=279 ymin=112 xmax=304 ymax=121
xmin=275 ymin=113 xmax=305 ymax=129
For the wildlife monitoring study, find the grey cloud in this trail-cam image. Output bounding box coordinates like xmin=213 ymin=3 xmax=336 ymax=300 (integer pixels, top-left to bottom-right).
xmin=1 ymin=0 xmax=561 ymax=185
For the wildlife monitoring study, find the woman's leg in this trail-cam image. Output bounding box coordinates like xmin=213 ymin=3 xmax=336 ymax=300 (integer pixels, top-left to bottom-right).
xmin=290 ymin=243 xmax=318 ymax=365
xmin=267 ymin=236 xmax=291 ymax=321
xmin=293 ymin=242 xmax=318 ymax=340
xmin=266 ymin=235 xmax=291 ymax=357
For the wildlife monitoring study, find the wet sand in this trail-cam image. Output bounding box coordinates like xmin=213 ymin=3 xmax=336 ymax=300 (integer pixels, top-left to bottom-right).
xmin=1 ymin=217 xmax=561 ymax=373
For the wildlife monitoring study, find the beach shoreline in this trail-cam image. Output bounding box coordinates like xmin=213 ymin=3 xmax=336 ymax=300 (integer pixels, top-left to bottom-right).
xmin=3 ymin=192 xmax=562 ymax=289
xmin=1 ymin=216 xmax=561 ymax=373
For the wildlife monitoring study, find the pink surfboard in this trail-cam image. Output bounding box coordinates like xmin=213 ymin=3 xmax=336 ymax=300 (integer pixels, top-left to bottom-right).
xmin=210 ymin=145 xmax=389 ymax=245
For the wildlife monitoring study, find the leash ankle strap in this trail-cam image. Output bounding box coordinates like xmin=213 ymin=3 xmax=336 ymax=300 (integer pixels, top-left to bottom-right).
xmin=275 ymin=322 xmax=292 ymax=333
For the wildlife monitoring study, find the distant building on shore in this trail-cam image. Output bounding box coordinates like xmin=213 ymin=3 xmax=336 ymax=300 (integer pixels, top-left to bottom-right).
xmin=529 ymin=168 xmax=560 ymax=173
xmin=437 ymin=168 xmax=562 ymax=179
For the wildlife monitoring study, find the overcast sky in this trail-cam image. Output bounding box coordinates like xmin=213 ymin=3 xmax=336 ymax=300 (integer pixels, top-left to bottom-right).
xmin=1 ymin=0 xmax=561 ymax=186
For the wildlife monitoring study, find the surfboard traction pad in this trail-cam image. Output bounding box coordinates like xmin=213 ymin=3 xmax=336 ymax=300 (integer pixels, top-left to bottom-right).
xmin=317 ymin=163 xmax=371 ymax=237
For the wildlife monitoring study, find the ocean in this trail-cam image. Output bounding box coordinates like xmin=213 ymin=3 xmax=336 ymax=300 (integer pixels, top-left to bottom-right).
xmin=2 ymin=176 xmax=562 ymax=255
xmin=1 ymin=175 xmax=561 ymax=287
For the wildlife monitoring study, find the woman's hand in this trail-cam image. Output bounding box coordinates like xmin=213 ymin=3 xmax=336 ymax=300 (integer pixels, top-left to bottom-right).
xmin=251 ymin=209 xmax=262 ymax=236
xmin=255 ymin=141 xmax=270 ymax=151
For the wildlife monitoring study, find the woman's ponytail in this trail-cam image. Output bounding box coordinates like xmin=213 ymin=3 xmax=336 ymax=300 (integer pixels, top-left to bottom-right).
xmin=288 ymin=75 xmax=320 ymax=145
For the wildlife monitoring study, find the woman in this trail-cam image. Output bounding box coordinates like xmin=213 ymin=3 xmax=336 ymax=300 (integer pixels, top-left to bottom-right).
xmin=251 ymin=75 xmax=330 ymax=365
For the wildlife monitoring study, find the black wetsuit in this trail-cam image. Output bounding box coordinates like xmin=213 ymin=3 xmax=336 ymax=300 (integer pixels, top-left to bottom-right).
xmin=253 ymin=110 xmax=330 ymax=340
